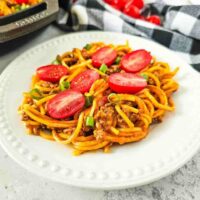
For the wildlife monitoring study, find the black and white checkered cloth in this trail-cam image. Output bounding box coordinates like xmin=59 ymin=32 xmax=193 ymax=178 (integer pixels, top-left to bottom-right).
xmin=57 ymin=0 xmax=200 ymax=72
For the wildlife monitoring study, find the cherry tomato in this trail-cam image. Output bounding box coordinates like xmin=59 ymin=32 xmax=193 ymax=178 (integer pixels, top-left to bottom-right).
xmin=130 ymin=0 xmax=144 ymax=9
xmin=104 ymin=0 xmax=126 ymax=10
xmin=139 ymin=15 xmax=146 ymax=21
xmin=104 ymin=0 xmax=114 ymax=4
xmin=146 ymin=15 xmax=161 ymax=26
xmin=71 ymin=70 xmax=100 ymax=93
xmin=123 ymin=4 xmax=140 ymax=19
xmin=47 ymin=90 xmax=85 ymax=119
xmin=110 ymin=3 xmax=121 ymax=10
xmin=121 ymin=49 xmax=152 ymax=73
xmin=92 ymin=47 xmax=117 ymax=68
xmin=36 ymin=65 xmax=68 ymax=83
xmin=108 ymin=73 xmax=147 ymax=94
xmin=16 ymin=0 xmax=29 ymax=4
xmin=118 ymin=0 xmax=127 ymax=9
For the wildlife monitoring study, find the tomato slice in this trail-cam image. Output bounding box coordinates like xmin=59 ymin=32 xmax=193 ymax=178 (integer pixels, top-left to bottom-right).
xmin=47 ymin=90 xmax=85 ymax=119
xmin=71 ymin=70 xmax=100 ymax=93
xmin=36 ymin=65 xmax=68 ymax=83
xmin=92 ymin=47 xmax=117 ymax=68
xmin=121 ymin=50 xmax=152 ymax=73
xmin=108 ymin=73 xmax=147 ymax=94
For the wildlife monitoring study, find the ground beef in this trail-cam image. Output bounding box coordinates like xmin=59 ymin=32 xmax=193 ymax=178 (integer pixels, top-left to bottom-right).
xmin=152 ymin=117 xmax=162 ymax=124
xmin=106 ymin=65 xmax=121 ymax=75
xmin=95 ymin=103 xmax=117 ymax=132
xmin=67 ymin=58 xmax=78 ymax=66
xmin=21 ymin=112 xmax=29 ymax=121
xmin=81 ymin=49 xmax=91 ymax=59
xmin=40 ymin=82 xmax=58 ymax=89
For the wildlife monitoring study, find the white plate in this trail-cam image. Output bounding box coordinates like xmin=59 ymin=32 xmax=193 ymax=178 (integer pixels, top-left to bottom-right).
xmin=0 ymin=31 xmax=200 ymax=190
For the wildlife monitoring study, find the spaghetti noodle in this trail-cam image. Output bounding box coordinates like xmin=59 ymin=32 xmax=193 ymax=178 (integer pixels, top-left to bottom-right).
xmin=18 ymin=42 xmax=179 ymax=155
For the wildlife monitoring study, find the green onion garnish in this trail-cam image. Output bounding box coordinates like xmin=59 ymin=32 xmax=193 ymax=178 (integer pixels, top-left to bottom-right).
xmin=60 ymin=81 xmax=70 ymax=91
xmin=99 ymin=64 xmax=108 ymax=73
xmin=85 ymin=95 xmax=93 ymax=107
xmin=51 ymin=59 xmax=61 ymax=65
xmin=115 ymin=56 xmax=121 ymax=64
xmin=140 ymin=73 xmax=148 ymax=81
xmin=30 ymin=89 xmax=43 ymax=100
xmin=86 ymin=116 xmax=94 ymax=127
xmin=84 ymin=44 xmax=92 ymax=50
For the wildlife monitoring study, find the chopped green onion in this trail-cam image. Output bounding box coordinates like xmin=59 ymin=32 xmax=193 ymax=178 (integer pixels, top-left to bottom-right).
xmin=30 ymin=89 xmax=43 ymax=100
xmin=85 ymin=95 xmax=93 ymax=107
xmin=86 ymin=116 xmax=94 ymax=127
xmin=51 ymin=59 xmax=61 ymax=65
xmin=140 ymin=73 xmax=148 ymax=81
xmin=84 ymin=44 xmax=92 ymax=50
xmin=99 ymin=64 xmax=108 ymax=73
xmin=60 ymin=81 xmax=70 ymax=91
xmin=115 ymin=56 xmax=121 ymax=64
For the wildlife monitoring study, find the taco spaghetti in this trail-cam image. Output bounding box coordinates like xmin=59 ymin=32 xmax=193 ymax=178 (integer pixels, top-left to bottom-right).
xmin=18 ymin=41 xmax=179 ymax=155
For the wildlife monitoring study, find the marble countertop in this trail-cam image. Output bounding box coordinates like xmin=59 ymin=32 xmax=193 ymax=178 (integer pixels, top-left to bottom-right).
xmin=0 ymin=25 xmax=199 ymax=200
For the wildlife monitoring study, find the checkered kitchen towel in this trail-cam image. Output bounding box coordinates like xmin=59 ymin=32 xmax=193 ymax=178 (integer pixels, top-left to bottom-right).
xmin=57 ymin=0 xmax=200 ymax=72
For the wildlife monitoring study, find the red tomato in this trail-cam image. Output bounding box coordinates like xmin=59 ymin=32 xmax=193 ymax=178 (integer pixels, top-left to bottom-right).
xmin=92 ymin=47 xmax=117 ymax=68
xmin=118 ymin=0 xmax=127 ymax=9
xmin=36 ymin=65 xmax=68 ymax=83
xmin=104 ymin=0 xmax=114 ymax=4
xmin=108 ymin=73 xmax=147 ymax=94
xmin=139 ymin=15 xmax=146 ymax=21
xmin=47 ymin=90 xmax=85 ymax=119
xmin=146 ymin=15 xmax=161 ymax=26
xmin=121 ymin=49 xmax=152 ymax=73
xmin=16 ymin=0 xmax=29 ymax=4
xmin=104 ymin=0 xmax=126 ymax=10
xmin=123 ymin=4 xmax=140 ymax=19
xmin=129 ymin=0 xmax=144 ymax=9
xmin=71 ymin=70 xmax=100 ymax=93
xmin=110 ymin=3 xmax=121 ymax=10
